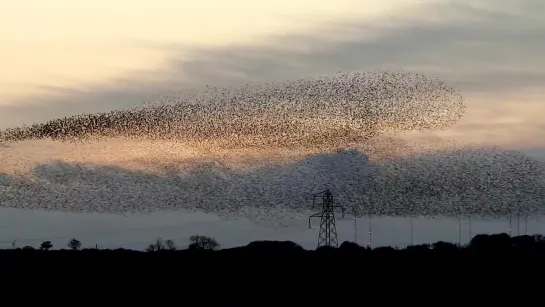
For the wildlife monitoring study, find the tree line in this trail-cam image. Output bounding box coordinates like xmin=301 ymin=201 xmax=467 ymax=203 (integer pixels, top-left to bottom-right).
xmin=5 ymin=232 xmax=545 ymax=256
xmin=9 ymin=234 xmax=220 ymax=252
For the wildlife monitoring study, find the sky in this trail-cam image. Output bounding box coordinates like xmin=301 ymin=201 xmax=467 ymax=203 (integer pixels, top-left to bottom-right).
xmin=1 ymin=0 xmax=544 ymax=248
xmin=1 ymin=207 xmax=543 ymax=250
xmin=1 ymin=0 xmax=543 ymax=151
xmin=0 ymin=0 xmax=416 ymax=106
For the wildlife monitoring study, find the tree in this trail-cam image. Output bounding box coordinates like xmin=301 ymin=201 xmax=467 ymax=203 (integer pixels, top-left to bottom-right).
xmin=432 ymin=241 xmax=458 ymax=252
xmin=165 ymin=239 xmax=177 ymax=251
xmin=146 ymin=238 xmax=165 ymax=252
xmin=188 ymin=235 xmax=219 ymax=251
xmin=67 ymin=238 xmax=81 ymax=251
xmin=40 ymin=241 xmax=53 ymax=251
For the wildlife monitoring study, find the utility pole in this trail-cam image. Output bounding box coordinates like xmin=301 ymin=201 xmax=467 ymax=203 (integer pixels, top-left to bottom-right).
xmin=410 ymin=217 xmax=414 ymax=246
xmin=354 ymin=217 xmax=357 ymax=244
xmin=368 ymin=214 xmax=372 ymax=247
xmin=458 ymin=214 xmax=462 ymax=246
xmin=468 ymin=216 xmax=472 ymax=243
xmin=517 ymin=194 xmax=521 ymax=236
xmin=509 ymin=212 xmax=512 ymax=237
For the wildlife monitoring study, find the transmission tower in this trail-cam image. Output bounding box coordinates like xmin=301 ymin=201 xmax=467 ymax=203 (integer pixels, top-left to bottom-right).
xmin=308 ymin=189 xmax=344 ymax=248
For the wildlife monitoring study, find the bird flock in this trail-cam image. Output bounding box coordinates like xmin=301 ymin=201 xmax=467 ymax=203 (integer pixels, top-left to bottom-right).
xmin=1 ymin=70 xmax=544 ymax=222
xmin=0 ymin=71 xmax=465 ymax=149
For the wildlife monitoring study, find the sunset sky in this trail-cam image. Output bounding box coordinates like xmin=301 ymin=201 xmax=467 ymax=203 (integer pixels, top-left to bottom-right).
xmin=1 ymin=0 xmax=544 ymax=150
xmin=1 ymin=0 xmax=544 ymax=249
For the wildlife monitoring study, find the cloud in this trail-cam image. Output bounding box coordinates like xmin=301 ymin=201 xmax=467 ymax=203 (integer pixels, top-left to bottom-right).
xmin=156 ymin=0 xmax=543 ymax=93
xmin=0 ymin=0 xmax=543 ymax=149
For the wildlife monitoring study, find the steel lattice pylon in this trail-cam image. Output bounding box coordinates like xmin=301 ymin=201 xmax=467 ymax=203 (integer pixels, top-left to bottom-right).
xmin=308 ymin=189 xmax=344 ymax=248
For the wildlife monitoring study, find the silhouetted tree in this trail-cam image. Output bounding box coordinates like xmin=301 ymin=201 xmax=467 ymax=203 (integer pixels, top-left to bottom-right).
xmin=512 ymin=235 xmax=535 ymax=249
xmin=245 ymin=240 xmax=304 ymax=254
xmin=372 ymin=246 xmax=396 ymax=254
xmin=469 ymin=233 xmax=512 ymax=252
xmin=67 ymin=238 xmax=82 ymax=251
xmin=339 ymin=241 xmax=361 ymax=251
xmin=146 ymin=238 xmax=165 ymax=252
xmin=315 ymin=245 xmax=337 ymax=254
xmin=165 ymin=239 xmax=177 ymax=251
xmin=432 ymin=241 xmax=458 ymax=252
xmin=188 ymin=235 xmax=219 ymax=251
xmin=40 ymin=241 xmax=53 ymax=251
xmin=406 ymin=243 xmax=432 ymax=253
xmin=6 ymin=231 xmax=545 ymax=260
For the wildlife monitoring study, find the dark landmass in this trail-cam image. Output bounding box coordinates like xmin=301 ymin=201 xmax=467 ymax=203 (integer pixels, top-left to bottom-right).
xmin=4 ymin=232 xmax=542 ymax=297
xmin=4 ymin=233 xmax=545 ymax=263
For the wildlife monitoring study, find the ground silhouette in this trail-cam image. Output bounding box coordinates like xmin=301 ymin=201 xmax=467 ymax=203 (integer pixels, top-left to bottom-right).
xmin=3 ymin=233 xmax=545 ymax=259
xmin=4 ymin=232 xmax=542 ymax=291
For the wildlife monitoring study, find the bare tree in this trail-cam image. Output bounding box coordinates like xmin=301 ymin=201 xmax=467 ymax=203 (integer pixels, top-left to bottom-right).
xmin=40 ymin=241 xmax=53 ymax=251
xmin=67 ymin=238 xmax=82 ymax=250
xmin=188 ymin=235 xmax=220 ymax=251
xmin=165 ymin=239 xmax=177 ymax=251
xmin=146 ymin=238 xmax=165 ymax=252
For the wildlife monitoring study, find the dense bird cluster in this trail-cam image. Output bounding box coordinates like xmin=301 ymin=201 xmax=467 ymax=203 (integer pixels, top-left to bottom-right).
xmin=1 ymin=70 xmax=544 ymax=221
xmin=0 ymin=71 xmax=465 ymax=149
xmin=1 ymin=142 xmax=544 ymax=222
xmin=369 ymin=146 xmax=545 ymax=218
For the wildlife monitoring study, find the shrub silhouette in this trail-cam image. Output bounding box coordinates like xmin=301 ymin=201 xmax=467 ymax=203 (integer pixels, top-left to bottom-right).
xmin=4 ymin=232 xmax=545 ymax=266
xmin=469 ymin=233 xmax=513 ymax=252
xmin=146 ymin=238 xmax=166 ymax=252
xmin=146 ymin=238 xmax=177 ymax=252
xmin=188 ymin=235 xmax=219 ymax=251
xmin=165 ymin=239 xmax=177 ymax=251
xmin=40 ymin=241 xmax=53 ymax=251
xmin=67 ymin=238 xmax=81 ymax=250
xmin=432 ymin=241 xmax=458 ymax=252
xmin=245 ymin=240 xmax=304 ymax=254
